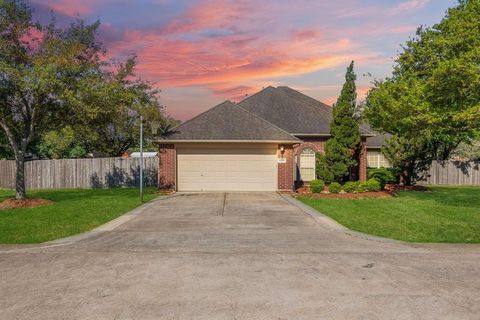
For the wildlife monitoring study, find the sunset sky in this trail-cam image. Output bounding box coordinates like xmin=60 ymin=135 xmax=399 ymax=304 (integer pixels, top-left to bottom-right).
xmin=31 ymin=0 xmax=456 ymax=121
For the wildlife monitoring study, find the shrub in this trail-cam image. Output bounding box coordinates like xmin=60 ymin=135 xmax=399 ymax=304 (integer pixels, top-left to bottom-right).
xmin=343 ymin=181 xmax=359 ymax=193
xmin=309 ymin=179 xmax=325 ymax=193
xmin=367 ymin=168 xmax=396 ymax=189
xmin=328 ymin=182 xmax=342 ymax=194
xmin=341 ymin=179 xmax=382 ymax=193
xmin=357 ymin=181 xmax=369 ymax=193
xmin=364 ymin=178 xmax=381 ymax=192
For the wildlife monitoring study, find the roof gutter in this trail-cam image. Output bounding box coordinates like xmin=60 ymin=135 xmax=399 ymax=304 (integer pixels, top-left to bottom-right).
xmin=154 ymin=139 xmax=300 ymax=144
xmin=291 ymin=133 xmax=330 ymax=137
xmin=292 ymin=133 xmax=377 ymax=137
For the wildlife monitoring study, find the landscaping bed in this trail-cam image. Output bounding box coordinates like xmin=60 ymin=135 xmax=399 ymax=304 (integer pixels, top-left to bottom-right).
xmin=0 ymin=198 xmax=54 ymax=209
xmin=296 ymin=191 xmax=392 ymax=199
xmin=297 ymin=177 xmax=385 ymax=197
xmin=296 ymin=184 xmax=429 ymax=198
xmin=0 ymin=187 xmax=159 ymax=244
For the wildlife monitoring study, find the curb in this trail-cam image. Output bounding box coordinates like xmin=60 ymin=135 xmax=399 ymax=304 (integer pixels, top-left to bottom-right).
xmin=278 ymin=193 xmax=405 ymax=244
xmin=278 ymin=193 xmax=348 ymax=231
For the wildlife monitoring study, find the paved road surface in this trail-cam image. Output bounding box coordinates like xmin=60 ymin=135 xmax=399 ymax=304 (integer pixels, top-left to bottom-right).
xmin=1 ymin=193 xmax=479 ymax=319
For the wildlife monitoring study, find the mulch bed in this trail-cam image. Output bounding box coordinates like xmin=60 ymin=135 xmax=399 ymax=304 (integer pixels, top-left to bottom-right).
xmin=299 ymin=191 xmax=393 ymax=199
xmin=0 ymin=198 xmax=54 ymax=210
xmin=295 ymin=184 xmax=430 ymax=199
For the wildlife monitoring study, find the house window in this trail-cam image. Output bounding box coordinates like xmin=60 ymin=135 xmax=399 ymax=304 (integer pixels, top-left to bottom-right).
xmin=367 ymin=150 xmax=391 ymax=168
xmin=299 ymin=148 xmax=316 ymax=181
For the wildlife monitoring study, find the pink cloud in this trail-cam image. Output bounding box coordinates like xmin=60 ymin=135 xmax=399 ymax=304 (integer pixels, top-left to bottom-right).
xmin=396 ymin=0 xmax=431 ymax=12
xmin=25 ymin=0 xmax=452 ymax=121
xmin=106 ymin=27 xmax=369 ymax=93
xmin=160 ymin=0 xmax=254 ymax=35
xmin=293 ymin=29 xmax=321 ymax=41
xmin=98 ymin=1 xmax=388 ymax=111
xmin=36 ymin=0 xmax=96 ymax=16
xmin=390 ymin=25 xmax=418 ymax=34
xmin=323 ymin=96 xmax=337 ymax=106
xmin=208 ymin=84 xmax=260 ymax=102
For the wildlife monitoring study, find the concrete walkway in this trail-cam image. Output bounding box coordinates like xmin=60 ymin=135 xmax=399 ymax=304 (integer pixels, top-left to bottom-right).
xmin=0 ymin=192 xmax=479 ymax=319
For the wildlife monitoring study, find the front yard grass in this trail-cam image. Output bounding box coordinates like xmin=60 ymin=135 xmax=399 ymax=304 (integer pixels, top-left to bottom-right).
xmin=0 ymin=187 xmax=159 ymax=244
xmin=298 ymin=186 xmax=480 ymax=243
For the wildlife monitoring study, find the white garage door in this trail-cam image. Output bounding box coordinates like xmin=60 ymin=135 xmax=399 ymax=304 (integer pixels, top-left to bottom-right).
xmin=177 ymin=144 xmax=278 ymax=191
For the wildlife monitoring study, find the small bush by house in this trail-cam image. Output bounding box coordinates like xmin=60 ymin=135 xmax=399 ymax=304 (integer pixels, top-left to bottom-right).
xmin=364 ymin=178 xmax=381 ymax=192
xmin=310 ymin=180 xmax=325 ymax=193
xmin=357 ymin=181 xmax=369 ymax=193
xmin=368 ymin=168 xmax=396 ymax=189
xmin=343 ymin=181 xmax=359 ymax=193
xmin=329 ymin=182 xmax=342 ymax=193
xmin=343 ymin=180 xmax=381 ymax=193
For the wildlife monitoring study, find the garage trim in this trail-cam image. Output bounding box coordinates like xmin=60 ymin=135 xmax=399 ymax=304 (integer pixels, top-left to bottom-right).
xmin=176 ymin=143 xmax=278 ymax=192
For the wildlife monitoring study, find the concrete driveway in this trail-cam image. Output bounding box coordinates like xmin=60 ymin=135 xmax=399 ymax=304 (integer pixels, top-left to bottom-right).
xmin=1 ymin=192 xmax=479 ymax=319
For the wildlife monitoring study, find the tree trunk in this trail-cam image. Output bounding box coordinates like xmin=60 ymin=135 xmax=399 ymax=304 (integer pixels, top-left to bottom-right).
xmin=399 ymin=170 xmax=413 ymax=186
xmin=15 ymin=154 xmax=26 ymax=199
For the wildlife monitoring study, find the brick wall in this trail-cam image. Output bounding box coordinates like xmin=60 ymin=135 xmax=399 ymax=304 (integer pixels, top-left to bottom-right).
xmin=158 ymin=144 xmax=176 ymax=190
xmin=293 ymin=136 xmax=368 ymax=182
xmin=293 ymin=137 xmax=327 ymax=156
xmin=277 ymin=144 xmax=294 ymax=191
xmin=293 ymin=137 xmax=327 ymax=185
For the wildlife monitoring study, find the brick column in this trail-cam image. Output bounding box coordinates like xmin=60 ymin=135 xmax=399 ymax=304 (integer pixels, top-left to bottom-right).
xmin=277 ymin=144 xmax=294 ymax=191
xmin=158 ymin=144 xmax=176 ymax=191
xmin=359 ymin=140 xmax=367 ymax=181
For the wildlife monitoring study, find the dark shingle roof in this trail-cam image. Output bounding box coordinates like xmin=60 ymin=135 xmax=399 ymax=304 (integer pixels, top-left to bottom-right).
xmin=239 ymin=86 xmax=373 ymax=136
xmin=159 ymin=100 xmax=300 ymax=142
xmin=366 ymin=133 xmax=391 ymax=148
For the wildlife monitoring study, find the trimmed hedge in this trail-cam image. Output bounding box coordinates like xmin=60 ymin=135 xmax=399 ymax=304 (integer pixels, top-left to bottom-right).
xmin=364 ymin=178 xmax=381 ymax=192
xmin=357 ymin=181 xmax=368 ymax=193
xmin=310 ymin=180 xmax=325 ymax=193
xmin=326 ymin=180 xmax=383 ymax=194
xmin=329 ymin=182 xmax=342 ymax=193
xmin=367 ymin=168 xmax=396 ymax=189
xmin=343 ymin=181 xmax=359 ymax=193
xmin=341 ymin=180 xmax=381 ymax=193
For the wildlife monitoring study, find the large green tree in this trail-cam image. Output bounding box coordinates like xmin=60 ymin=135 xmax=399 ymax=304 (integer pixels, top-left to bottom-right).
xmin=0 ymin=131 xmax=13 ymax=159
xmin=317 ymin=61 xmax=361 ymax=183
xmin=51 ymin=57 xmax=172 ymax=157
xmin=452 ymin=136 xmax=480 ymax=161
xmin=365 ymin=0 xmax=480 ymax=184
xmin=0 ymin=0 xmax=166 ymax=199
xmin=35 ymin=126 xmax=86 ymax=159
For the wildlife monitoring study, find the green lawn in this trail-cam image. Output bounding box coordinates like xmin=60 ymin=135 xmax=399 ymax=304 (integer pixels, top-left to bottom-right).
xmin=299 ymin=186 xmax=480 ymax=243
xmin=0 ymin=188 xmax=159 ymax=244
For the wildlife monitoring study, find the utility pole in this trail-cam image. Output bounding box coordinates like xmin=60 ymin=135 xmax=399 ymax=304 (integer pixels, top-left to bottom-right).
xmin=139 ymin=115 xmax=144 ymax=203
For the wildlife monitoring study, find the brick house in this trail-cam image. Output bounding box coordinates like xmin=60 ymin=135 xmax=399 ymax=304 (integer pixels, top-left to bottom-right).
xmin=156 ymin=86 xmax=375 ymax=192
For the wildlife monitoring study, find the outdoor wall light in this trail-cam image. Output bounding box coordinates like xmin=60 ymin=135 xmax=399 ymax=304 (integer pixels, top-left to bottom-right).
xmin=280 ymin=146 xmax=285 ymax=153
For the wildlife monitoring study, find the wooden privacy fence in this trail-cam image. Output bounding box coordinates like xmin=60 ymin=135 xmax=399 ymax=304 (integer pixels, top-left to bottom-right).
xmin=0 ymin=157 xmax=158 ymax=189
xmin=1 ymin=157 xmax=478 ymax=189
xmin=422 ymin=160 xmax=480 ymax=185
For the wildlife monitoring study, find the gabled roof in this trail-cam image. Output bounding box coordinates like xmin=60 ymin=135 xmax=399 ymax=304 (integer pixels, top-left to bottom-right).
xmin=239 ymin=86 xmax=373 ymax=136
xmin=367 ymin=133 xmax=392 ymax=148
xmin=158 ymin=100 xmax=300 ymax=143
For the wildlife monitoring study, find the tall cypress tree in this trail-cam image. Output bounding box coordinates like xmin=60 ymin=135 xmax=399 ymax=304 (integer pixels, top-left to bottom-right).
xmin=318 ymin=61 xmax=361 ymax=183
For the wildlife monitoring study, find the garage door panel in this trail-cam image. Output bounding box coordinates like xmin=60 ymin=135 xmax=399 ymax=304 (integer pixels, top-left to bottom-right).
xmin=177 ymin=145 xmax=278 ymax=191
